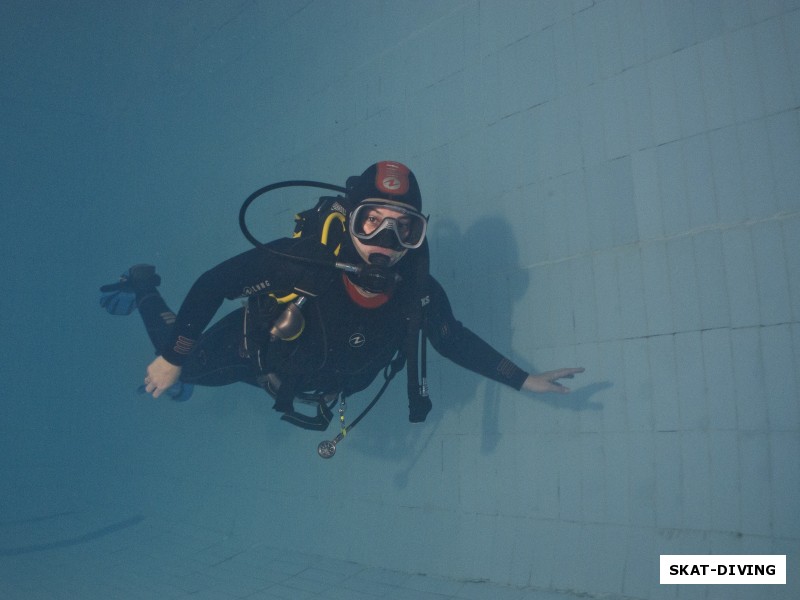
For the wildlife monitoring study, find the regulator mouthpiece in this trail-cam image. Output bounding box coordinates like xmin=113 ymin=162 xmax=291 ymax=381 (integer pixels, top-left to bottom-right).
xmin=334 ymin=256 xmax=399 ymax=294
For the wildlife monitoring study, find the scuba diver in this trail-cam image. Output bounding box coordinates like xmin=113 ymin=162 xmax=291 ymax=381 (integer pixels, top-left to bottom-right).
xmin=100 ymin=161 xmax=584 ymax=456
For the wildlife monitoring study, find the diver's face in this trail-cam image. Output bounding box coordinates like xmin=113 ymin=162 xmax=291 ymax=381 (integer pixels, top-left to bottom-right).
xmin=351 ymin=206 xmax=408 ymax=266
xmin=359 ymin=206 xmax=415 ymax=239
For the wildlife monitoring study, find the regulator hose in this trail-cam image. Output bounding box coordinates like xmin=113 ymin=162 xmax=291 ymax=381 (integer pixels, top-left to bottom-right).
xmin=239 ymin=180 xmax=346 ymax=249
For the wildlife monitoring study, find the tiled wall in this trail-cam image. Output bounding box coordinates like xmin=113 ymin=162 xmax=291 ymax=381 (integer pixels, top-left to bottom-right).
xmin=261 ymin=2 xmax=800 ymax=598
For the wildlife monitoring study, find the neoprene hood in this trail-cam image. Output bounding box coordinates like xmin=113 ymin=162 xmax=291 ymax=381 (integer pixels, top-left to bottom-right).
xmin=347 ymin=161 xmax=422 ymax=212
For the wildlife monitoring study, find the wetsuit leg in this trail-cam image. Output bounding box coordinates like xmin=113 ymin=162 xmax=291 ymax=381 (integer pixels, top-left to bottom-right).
xmin=179 ymin=308 xmax=257 ymax=387
xmin=135 ymin=288 xmax=176 ymax=355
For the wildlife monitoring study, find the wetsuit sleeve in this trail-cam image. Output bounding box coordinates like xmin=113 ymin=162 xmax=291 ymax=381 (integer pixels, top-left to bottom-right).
xmin=161 ymin=247 xmax=289 ymax=366
xmin=423 ymin=276 xmax=529 ymax=390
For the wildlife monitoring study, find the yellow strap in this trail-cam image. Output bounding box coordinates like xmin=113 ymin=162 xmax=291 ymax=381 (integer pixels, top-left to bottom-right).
xmin=271 ymin=292 xmax=298 ymax=304
xmin=321 ymin=212 xmax=346 ymax=256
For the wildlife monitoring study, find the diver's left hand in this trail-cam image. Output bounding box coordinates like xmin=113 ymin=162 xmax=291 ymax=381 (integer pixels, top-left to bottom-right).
xmin=522 ymin=368 xmax=585 ymax=394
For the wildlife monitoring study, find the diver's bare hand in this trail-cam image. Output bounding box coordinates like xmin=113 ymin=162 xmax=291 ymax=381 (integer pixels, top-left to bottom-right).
xmin=144 ymin=356 xmax=182 ymax=398
xmin=522 ymin=368 xmax=585 ymax=394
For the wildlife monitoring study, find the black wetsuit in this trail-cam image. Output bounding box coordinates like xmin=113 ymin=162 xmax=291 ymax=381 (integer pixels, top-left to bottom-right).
xmin=137 ymin=243 xmax=529 ymax=409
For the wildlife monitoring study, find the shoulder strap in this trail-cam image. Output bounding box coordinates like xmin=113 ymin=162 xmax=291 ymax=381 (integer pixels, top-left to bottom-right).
xmin=405 ymin=240 xmax=433 ymax=422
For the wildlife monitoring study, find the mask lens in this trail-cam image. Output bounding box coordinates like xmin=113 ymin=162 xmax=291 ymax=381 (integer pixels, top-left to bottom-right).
xmin=351 ymin=203 xmax=426 ymax=249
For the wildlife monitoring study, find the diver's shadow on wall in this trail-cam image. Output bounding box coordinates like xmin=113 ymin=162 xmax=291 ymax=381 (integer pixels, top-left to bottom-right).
xmin=435 ymin=216 xmax=529 ymax=455
xmin=352 ymin=216 xmax=609 ymax=485
xmin=538 ymin=381 xmax=611 ymax=411
xmin=430 ymin=217 xmax=608 ymax=454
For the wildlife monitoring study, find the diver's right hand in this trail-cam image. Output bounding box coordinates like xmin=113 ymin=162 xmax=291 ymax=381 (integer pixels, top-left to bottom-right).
xmin=144 ymin=356 xmax=182 ymax=399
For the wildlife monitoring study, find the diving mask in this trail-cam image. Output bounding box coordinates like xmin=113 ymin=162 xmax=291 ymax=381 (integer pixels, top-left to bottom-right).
xmin=349 ymin=201 xmax=427 ymax=251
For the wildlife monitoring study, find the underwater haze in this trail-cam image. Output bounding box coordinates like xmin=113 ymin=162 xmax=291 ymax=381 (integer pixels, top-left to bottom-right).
xmin=2 ymin=1 xmax=799 ymax=599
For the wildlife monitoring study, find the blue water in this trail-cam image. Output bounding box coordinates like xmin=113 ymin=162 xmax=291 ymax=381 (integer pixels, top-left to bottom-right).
xmin=2 ymin=1 xmax=799 ymax=598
